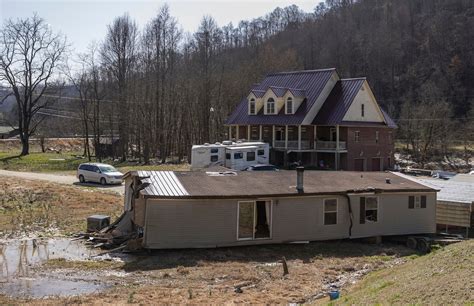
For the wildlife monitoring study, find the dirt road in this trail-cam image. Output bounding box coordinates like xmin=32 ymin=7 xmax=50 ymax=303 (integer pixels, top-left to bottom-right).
xmin=0 ymin=169 xmax=124 ymax=194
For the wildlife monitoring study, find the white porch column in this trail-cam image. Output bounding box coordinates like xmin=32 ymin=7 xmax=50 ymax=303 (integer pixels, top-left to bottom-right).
xmin=247 ymin=125 xmax=251 ymax=140
xmin=228 ymin=126 xmax=232 ymax=140
xmin=285 ymin=125 xmax=288 ymax=149
xmin=298 ymin=125 xmax=302 ymax=150
xmin=259 ymin=125 xmax=263 ymax=141
xmin=236 ymin=125 xmax=239 ymax=140
xmin=335 ymin=125 xmax=340 ymax=170
xmin=314 ymin=125 xmax=317 ymax=149
xmin=272 ymin=125 xmax=275 ymax=147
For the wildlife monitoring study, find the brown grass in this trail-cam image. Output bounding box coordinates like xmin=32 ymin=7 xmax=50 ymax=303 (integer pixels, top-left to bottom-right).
xmin=0 ymin=177 xmax=122 ymax=236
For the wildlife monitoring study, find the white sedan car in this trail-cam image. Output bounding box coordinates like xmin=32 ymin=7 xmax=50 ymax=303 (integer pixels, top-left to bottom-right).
xmin=77 ymin=163 xmax=123 ymax=185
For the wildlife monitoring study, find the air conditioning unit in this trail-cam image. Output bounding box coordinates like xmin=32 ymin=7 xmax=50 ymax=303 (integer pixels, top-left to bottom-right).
xmin=87 ymin=215 xmax=110 ymax=232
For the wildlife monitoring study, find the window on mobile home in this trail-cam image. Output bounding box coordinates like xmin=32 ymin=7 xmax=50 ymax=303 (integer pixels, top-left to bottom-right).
xmin=210 ymin=155 xmax=218 ymax=162
xmin=324 ymin=199 xmax=338 ymax=225
xmin=257 ymin=149 xmax=265 ymax=156
xmin=359 ymin=196 xmax=378 ymax=224
xmin=409 ymin=195 xmax=427 ymax=209
xmin=247 ymin=152 xmax=256 ymax=161
xmin=234 ymin=153 xmax=243 ymax=159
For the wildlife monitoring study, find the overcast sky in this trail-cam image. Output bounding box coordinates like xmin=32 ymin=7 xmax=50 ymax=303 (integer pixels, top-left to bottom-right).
xmin=1 ymin=0 xmax=319 ymax=55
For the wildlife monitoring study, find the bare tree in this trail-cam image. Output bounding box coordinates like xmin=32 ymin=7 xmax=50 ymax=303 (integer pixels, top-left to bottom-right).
xmin=101 ymin=14 xmax=138 ymax=161
xmin=0 ymin=14 xmax=67 ymax=155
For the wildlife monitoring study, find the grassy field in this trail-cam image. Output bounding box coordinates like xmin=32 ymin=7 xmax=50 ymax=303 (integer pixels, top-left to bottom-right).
xmin=0 ymin=177 xmax=122 ymax=237
xmin=0 ymin=138 xmax=190 ymax=173
xmin=0 ymin=151 xmax=190 ymax=173
xmin=339 ymin=240 xmax=474 ymax=304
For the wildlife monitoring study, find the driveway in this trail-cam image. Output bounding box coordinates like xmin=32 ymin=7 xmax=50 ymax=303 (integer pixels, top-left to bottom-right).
xmin=0 ymin=169 xmax=124 ymax=195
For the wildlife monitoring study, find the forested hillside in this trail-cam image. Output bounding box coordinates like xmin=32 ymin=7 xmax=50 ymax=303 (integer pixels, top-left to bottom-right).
xmin=2 ymin=0 xmax=473 ymax=164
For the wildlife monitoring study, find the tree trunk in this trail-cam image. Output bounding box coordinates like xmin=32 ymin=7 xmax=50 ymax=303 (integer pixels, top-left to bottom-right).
xmin=20 ymin=134 xmax=30 ymax=156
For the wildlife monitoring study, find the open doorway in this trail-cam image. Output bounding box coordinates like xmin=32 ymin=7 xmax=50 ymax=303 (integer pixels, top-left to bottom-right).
xmin=238 ymin=200 xmax=272 ymax=240
xmin=255 ymin=201 xmax=270 ymax=238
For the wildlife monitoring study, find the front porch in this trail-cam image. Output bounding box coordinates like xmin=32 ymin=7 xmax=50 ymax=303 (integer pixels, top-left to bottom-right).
xmin=228 ymin=125 xmax=347 ymax=152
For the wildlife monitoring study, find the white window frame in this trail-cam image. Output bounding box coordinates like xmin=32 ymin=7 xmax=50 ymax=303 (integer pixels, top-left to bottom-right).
xmin=266 ymin=98 xmax=275 ymax=115
xmin=364 ymin=196 xmax=379 ymax=223
xmin=249 ymin=98 xmax=256 ymax=115
xmin=285 ymin=97 xmax=293 ymax=114
xmin=354 ymin=130 xmax=360 ymax=142
xmin=237 ymin=200 xmax=273 ymax=241
xmin=323 ymin=198 xmax=338 ymax=225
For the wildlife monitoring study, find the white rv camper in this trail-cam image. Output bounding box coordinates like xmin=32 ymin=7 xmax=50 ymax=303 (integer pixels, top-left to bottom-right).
xmin=191 ymin=141 xmax=269 ymax=170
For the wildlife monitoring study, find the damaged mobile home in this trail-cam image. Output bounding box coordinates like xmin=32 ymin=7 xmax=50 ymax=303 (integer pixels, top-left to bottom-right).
xmin=115 ymin=169 xmax=437 ymax=249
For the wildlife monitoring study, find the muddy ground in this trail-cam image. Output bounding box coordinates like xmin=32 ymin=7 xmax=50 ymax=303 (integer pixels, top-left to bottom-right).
xmin=0 ymin=237 xmax=416 ymax=304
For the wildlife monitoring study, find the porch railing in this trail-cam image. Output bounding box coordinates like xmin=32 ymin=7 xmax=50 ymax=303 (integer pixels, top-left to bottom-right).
xmin=273 ymin=140 xmax=311 ymax=149
xmin=315 ymin=141 xmax=347 ymax=150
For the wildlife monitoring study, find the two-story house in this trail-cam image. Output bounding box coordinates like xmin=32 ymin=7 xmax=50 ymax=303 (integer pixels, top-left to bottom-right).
xmin=225 ymin=68 xmax=397 ymax=171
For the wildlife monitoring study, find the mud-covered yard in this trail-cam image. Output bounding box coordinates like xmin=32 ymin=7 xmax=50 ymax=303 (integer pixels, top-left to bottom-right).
xmin=0 ymin=177 xmax=417 ymax=304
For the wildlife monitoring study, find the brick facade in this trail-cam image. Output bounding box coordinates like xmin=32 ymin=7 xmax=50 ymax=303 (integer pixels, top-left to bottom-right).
xmin=344 ymin=127 xmax=394 ymax=171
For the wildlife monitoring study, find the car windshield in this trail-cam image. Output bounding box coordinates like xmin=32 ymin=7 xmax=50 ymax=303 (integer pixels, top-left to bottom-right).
xmin=99 ymin=165 xmax=118 ymax=173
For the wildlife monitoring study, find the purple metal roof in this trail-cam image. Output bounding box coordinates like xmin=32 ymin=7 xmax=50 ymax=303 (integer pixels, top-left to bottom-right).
xmin=312 ymin=78 xmax=397 ymax=128
xmin=250 ymin=89 xmax=266 ymax=98
xmin=312 ymin=78 xmax=365 ymax=125
xmin=225 ymin=69 xmax=336 ymax=125
xmin=269 ymin=86 xmax=288 ymax=97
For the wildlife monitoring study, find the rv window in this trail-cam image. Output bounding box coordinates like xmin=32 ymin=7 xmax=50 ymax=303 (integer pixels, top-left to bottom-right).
xmin=257 ymin=149 xmax=265 ymax=156
xmin=210 ymin=148 xmax=219 ymax=154
xmin=210 ymin=155 xmax=218 ymax=162
xmin=226 ymin=153 xmax=231 ymax=160
xmin=324 ymin=199 xmax=337 ymax=225
xmin=247 ymin=152 xmax=256 ymax=161
xmin=234 ymin=153 xmax=243 ymax=159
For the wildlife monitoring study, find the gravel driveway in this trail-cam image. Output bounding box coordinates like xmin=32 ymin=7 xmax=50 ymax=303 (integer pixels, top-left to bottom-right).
xmin=0 ymin=169 xmax=124 ymax=194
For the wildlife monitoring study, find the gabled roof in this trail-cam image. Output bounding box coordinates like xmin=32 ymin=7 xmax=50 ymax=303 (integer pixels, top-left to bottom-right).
xmin=312 ymin=78 xmax=397 ymax=128
xmin=250 ymin=89 xmax=265 ymax=98
xmin=226 ymin=69 xmax=336 ymax=125
xmin=268 ymin=86 xmax=287 ymax=97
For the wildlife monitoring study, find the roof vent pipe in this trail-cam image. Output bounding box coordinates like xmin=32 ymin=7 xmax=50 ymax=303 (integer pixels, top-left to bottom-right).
xmin=296 ymin=166 xmax=304 ymax=193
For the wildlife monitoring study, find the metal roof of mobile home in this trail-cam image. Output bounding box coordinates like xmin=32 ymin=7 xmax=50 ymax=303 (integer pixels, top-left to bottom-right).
xmin=129 ymin=170 xmax=435 ymax=199
xmin=137 ymin=170 xmax=189 ymax=197
xmin=394 ymin=173 xmax=473 ymax=204
xmin=416 ymin=178 xmax=474 ymax=204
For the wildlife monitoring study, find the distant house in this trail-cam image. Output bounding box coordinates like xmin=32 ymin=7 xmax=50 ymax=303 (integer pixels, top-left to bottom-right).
xmin=225 ymin=69 xmax=397 ymax=171
xmin=0 ymin=126 xmax=19 ymax=139
xmin=122 ymin=169 xmax=436 ymax=249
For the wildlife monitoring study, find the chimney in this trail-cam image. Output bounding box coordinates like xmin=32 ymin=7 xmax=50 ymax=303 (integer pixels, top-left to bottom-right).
xmin=296 ymin=166 xmax=304 ymax=193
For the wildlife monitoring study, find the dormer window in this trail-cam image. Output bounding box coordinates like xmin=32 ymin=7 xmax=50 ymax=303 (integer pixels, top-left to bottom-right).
xmin=249 ymin=98 xmax=256 ymax=114
xmin=266 ymin=98 xmax=275 ymax=114
xmin=286 ymin=97 xmax=293 ymax=114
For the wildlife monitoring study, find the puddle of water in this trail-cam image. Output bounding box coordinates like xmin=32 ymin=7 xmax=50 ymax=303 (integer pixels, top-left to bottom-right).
xmin=0 ymin=238 xmax=116 ymax=299
xmin=1 ymin=277 xmax=107 ymax=298
xmin=0 ymin=238 xmax=97 ymax=280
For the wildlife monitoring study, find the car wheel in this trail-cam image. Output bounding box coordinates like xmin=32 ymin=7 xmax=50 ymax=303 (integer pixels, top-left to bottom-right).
xmin=79 ymin=175 xmax=85 ymax=183
xmin=100 ymin=177 xmax=107 ymax=185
